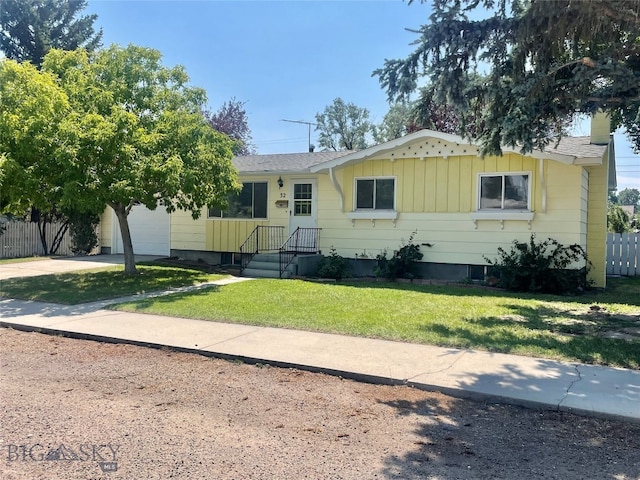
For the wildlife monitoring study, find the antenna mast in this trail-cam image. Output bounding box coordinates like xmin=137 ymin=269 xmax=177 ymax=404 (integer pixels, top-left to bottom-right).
xmin=282 ymin=119 xmax=317 ymax=152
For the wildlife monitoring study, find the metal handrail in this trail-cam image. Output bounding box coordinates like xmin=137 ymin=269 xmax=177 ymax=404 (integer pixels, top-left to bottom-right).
xmin=239 ymin=226 xmax=286 ymax=271
xmin=279 ymin=227 xmax=322 ymax=278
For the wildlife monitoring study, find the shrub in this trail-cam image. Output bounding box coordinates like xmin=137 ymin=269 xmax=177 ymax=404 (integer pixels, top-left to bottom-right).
xmin=317 ymin=247 xmax=350 ymax=280
xmin=375 ymin=231 xmax=424 ymax=280
xmin=484 ymin=234 xmax=591 ymax=294
xmin=68 ymin=212 xmax=100 ymax=255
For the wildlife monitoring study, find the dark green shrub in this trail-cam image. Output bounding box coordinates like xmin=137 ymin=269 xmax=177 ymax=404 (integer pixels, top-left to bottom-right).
xmin=68 ymin=212 xmax=100 ymax=255
xmin=375 ymin=231 xmax=424 ymax=280
xmin=484 ymin=234 xmax=591 ymax=294
xmin=317 ymin=247 xmax=350 ymax=280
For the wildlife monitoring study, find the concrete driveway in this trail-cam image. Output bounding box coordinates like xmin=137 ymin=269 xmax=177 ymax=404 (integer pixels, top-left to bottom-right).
xmin=0 ymin=255 xmax=162 ymax=280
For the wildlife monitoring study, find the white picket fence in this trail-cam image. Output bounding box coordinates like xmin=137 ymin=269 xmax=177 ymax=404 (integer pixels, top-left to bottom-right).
xmin=0 ymin=221 xmax=74 ymax=258
xmin=607 ymin=232 xmax=640 ymax=276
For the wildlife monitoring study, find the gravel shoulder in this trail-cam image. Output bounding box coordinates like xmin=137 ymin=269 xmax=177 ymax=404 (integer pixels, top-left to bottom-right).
xmin=1 ymin=329 xmax=639 ymax=480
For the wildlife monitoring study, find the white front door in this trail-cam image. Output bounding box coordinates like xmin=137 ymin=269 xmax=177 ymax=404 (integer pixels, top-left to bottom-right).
xmin=288 ymin=180 xmax=318 ymax=250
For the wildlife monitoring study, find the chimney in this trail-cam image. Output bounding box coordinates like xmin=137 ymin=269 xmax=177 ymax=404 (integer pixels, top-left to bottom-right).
xmin=309 ymin=144 xmax=315 ymax=153
xmin=590 ymin=111 xmax=611 ymax=145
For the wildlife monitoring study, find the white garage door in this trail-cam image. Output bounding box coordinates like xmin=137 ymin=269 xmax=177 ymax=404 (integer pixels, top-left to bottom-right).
xmin=113 ymin=205 xmax=170 ymax=256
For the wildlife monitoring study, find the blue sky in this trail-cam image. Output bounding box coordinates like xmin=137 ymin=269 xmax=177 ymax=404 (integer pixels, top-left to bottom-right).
xmin=86 ymin=0 xmax=639 ymax=191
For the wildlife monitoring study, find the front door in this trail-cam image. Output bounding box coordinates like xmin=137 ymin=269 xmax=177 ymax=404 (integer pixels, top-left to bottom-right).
xmin=289 ymin=180 xmax=318 ymax=250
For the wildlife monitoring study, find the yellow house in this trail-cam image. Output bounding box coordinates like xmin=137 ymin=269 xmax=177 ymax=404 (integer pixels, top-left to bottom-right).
xmin=100 ymin=116 xmax=616 ymax=287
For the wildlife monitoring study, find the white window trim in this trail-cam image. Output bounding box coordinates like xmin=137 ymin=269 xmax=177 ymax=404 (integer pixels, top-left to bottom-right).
xmin=207 ymin=181 xmax=269 ymax=220
xmin=477 ymin=171 xmax=532 ymax=212
xmin=472 ymin=172 xmax=534 ymax=229
xmin=353 ymin=176 xmax=397 ymax=211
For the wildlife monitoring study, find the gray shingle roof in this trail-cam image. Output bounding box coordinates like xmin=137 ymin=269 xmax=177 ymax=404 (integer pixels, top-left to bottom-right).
xmin=233 ymin=151 xmax=353 ymax=173
xmin=546 ymin=136 xmax=609 ymax=159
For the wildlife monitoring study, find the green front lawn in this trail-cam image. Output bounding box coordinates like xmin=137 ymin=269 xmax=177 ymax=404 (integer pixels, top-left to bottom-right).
xmin=0 ymin=265 xmax=225 ymax=304
xmin=114 ymin=277 xmax=640 ymax=369
xmin=0 ymin=256 xmax=54 ymax=264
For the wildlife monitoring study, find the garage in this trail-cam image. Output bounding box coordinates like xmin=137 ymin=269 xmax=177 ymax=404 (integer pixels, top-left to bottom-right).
xmin=112 ymin=205 xmax=171 ymax=256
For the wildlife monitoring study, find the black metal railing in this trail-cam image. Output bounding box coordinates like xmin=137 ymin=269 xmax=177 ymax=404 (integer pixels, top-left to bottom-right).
xmin=239 ymin=226 xmax=286 ymax=271
xmin=279 ymin=227 xmax=322 ymax=278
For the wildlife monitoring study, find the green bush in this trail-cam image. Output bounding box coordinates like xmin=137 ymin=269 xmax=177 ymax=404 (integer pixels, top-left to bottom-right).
xmin=317 ymin=247 xmax=350 ymax=280
xmin=484 ymin=234 xmax=591 ymax=294
xmin=68 ymin=212 xmax=100 ymax=255
xmin=375 ymin=231 xmax=424 ymax=280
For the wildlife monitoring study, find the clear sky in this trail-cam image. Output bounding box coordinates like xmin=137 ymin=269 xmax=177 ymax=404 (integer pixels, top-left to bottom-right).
xmin=86 ymin=0 xmax=639 ymax=191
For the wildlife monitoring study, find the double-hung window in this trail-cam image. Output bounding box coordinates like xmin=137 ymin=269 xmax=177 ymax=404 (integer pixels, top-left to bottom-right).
xmin=208 ymin=182 xmax=268 ymax=219
xmin=479 ymin=173 xmax=530 ymax=211
xmin=355 ymin=178 xmax=395 ymax=210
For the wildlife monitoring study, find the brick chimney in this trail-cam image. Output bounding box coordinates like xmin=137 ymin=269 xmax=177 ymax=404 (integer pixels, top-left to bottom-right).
xmin=590 ymin=111 xmax=611 ymax=145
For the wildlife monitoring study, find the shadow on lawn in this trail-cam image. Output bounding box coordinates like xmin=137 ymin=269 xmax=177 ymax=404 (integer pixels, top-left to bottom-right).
xmin=425 ymin=309 xmax=640 ymax=369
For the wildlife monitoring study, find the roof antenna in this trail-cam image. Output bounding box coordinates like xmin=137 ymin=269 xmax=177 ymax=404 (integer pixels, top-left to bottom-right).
xmin=282 ymin=119 xmax=317 ymax=152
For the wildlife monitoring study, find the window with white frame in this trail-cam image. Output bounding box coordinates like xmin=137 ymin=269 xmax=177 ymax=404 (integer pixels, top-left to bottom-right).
xmin=355 ymin=178 xmax=395 ymax=210
xmin=478 ymin=173 xmax=530 ymax=210
xmin=208 ymin=182 xmax=268 ymax=219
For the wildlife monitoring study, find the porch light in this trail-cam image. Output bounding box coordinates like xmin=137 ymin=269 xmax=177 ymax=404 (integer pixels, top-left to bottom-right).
xmin=277 ymin=176 xmax=284 ymax=189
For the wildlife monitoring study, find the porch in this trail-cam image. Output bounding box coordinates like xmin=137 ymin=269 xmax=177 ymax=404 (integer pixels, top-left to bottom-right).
xmin=239 ymin=226 xmax=322 ymax=278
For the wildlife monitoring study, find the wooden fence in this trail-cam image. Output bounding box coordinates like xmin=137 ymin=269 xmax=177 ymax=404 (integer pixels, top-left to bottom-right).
xmin=0 ymin=221 xmax=74 ymax=258
xmin=607 ymin=232 xmax=639 ymax=276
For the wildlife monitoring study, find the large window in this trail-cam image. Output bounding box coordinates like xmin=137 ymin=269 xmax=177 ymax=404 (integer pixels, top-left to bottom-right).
xmin=208 ymin=182 xmax=268 ymax=219
xmin=479 ymin=173 xmax=530 ymax=210
xmin=355 ymin=178 xmax=395 ymax=210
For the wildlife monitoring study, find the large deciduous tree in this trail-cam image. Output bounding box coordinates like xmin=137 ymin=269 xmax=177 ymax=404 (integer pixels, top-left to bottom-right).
xmin=0 ymin=45 xmax=240 ymax=273
xmin=618 ymin=188 xmax=640 ymax=208
xmin=0 ymin=0 xmax=102 ymax=67
xmin=374 ymin=0 xmax=640 ymax=155
xmin=315 ymin=98 xmax=373 ymax=151
xmin=204 ymin=97 xmax=256 ymax=156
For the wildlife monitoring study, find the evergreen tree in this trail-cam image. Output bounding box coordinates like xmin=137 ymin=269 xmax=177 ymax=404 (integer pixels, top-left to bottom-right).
xmin=0 ymin=0 xmax=102 ymax=67
xmin=374 ymin=0 xmax=640 ymax=155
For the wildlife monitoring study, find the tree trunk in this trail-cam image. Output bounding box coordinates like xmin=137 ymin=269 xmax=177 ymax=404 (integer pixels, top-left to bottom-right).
xmin=111 ymin=203 xmax=137 ymax=274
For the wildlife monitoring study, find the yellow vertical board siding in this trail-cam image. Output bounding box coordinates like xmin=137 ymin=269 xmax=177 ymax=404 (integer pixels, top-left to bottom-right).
xmin=435 ymin=158 xmax=448 ymax=212
xmin=585 ymin=152 xmax=609 ymax=288
xmin=424 ymin=160 xmax=437 ymax=212
xmin=99 ymin=207 xmax=113 ymax=247
xmin=414 ymin=159 xmax=426 ymax=212
xmin=458 ymin=156 xmax=473 ymax=212
xmin=403 ymin=160 xmax=416 ymax=211
xmin=447 ymin=158 xmax=460 ymax=212
xmin=203 ymin=175 xmax=286 ymax=252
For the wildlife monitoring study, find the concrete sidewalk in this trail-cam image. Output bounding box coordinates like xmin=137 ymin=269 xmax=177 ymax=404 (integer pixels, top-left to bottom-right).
xmin=1 ymin=280 xmax=638 ymax=423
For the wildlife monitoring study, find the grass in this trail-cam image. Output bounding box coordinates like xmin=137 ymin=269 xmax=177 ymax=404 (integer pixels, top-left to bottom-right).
xmin=0 ymin=264 xmax=225 ymax=304
xmin=0 ymin=256 xmax=54 ymax=264
xmin=113 ymin=276 xmax=640 ymax=369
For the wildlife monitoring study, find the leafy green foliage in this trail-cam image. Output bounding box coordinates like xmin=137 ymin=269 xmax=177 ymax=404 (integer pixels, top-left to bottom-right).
xmin=607 ymin=203 xmax=631 ymax=233
xmin=68 ymin=211 xmax=100 ymax=255
xmin=485 ymin=235 xmax=591 ymax=294
xmin=0 ymin=45 xmax=240 ymax=273
xmin=618 ymin=188 xmax=640 ymax=209
xmin=317 ymin=247 xmax=350 ymax=280
xmin=374 ymin=0 xmax=640 ymax=154
xmin=315 ymin=97 xmax=373 ymax=151
xmin=375 ymin=231 xmax=424 ymax=280
xmin=0 ymin=0 xmax=102 ymax=67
